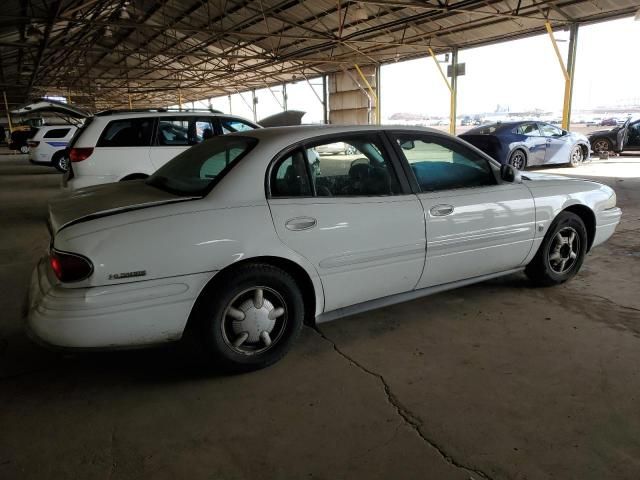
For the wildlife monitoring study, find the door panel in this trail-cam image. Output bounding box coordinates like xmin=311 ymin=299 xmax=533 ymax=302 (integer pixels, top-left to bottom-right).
xmin=417 ymin=184 xmax=535 ymax=288
xmin=269 ymin=196 xmax=426 ymax=311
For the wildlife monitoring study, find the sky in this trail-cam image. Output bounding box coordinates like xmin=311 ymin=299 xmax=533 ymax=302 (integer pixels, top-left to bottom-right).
xmin=380 ymin=17 xmax=640 ymax=119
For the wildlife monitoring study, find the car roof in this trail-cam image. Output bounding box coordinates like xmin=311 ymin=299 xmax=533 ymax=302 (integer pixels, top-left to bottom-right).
xmin=232 ymin=124 xmax=445 ymax=147
xmin=93 ymin=111 xmax=250 ymax=120
xmin=37 ymin=124 xmax=77 ymax=129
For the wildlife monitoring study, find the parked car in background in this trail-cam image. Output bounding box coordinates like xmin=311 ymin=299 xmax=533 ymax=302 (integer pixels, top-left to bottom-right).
xmin=588 ymin=117 xmax=640 ymax=154
xmin=314 ymin=141 xmax=356 ymax=155
xmin=459 ymin=121 xmax=590 ymax=169
xmin=600 ymin=117 xmax=618 ymax=127
xmin=63 ymin=110 xmax=259 ymax=191
xmin=28 ymin=125 xmax=621 ymax=371
xmin=28 ymin=125 xmax=77 ymax=172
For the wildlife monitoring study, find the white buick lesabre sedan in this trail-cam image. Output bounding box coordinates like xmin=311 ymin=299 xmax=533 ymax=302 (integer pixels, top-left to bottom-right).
xmin=27 ymin=125 xmax=621 ymax=371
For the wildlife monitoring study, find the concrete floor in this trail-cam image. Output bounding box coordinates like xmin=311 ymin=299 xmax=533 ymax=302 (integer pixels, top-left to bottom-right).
xmin=1 ymin=152 xmax=639 ymax=480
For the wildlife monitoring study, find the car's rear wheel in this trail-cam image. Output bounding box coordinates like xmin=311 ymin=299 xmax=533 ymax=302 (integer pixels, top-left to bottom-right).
xmin=569 ymin=145 xmax=583 ymax=167
xmin=525 ymin=212 xmax=587 ymax=286
xmin=19 ymin=145 xmax=29 ymax=154
xmin=592 ymin=138 xmax=611 ymax=154
xmin=52 ymin=152 xmax=69 ymax=173
xmin=508 ymin=149 xmax=527 ymax=170
xmin=196 ymin=264 xmax=304 ymax=372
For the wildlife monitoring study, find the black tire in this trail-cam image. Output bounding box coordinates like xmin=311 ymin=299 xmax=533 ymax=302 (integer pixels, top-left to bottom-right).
xmin=568 ymin=145 xmax=583 ymax=168
xmin=508 ymin=149 xmax=527 ymax=170
xmin=525 ymin=212 xmax=587 ymax=286
xmin=196 ymin=263 xmax=304 ymax=372
xmin=52 ymin=151 xmax=69 ymax=173
xmin=19 ymin=145 xmax=29 ymax=154
xmin=591 ymin=138 xmax=611 ymax=154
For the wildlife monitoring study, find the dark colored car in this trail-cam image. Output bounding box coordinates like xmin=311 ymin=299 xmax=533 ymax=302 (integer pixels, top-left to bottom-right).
xmin=588 ymin=117 xmax=640 ymax=154
xmin=9 ymin=126 xmax=37 ymax=153
xmin=600 ymin=117 xmax=618 ymax=127
xmin=459 ymin=121 xmax=590 ymax=169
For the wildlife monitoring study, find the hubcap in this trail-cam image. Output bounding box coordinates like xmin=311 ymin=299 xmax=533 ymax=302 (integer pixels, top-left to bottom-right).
xmin=510 ymin=153 xmax=524 ymax=169
xmin=548 ymin=227 xmax=580 ymax=274
xmin=221 ymin=287 xmax=287 ymax=355
xmin=571 ymin=147 xmax=582 ymax=164
xmin=58 ymin=156 xmax=69 ymax=171
xmin=593 ymin=140 xmax=609 ymax=153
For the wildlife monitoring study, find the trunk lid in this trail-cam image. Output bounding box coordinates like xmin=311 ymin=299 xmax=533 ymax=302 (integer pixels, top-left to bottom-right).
xmin=49 ymin=180 xmax=195 ymax=233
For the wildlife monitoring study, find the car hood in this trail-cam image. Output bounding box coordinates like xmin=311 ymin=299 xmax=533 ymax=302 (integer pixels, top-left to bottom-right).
xmin=49 ymin=180 xmax=195 ymax=234
xmin=588 ymin=127 xmax=618 ymax=137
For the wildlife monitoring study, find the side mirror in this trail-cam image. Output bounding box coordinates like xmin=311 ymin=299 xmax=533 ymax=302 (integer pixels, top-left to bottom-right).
xmin=500 ymin=164 xmax=522 ymax=183
xmin=399 ymin=140 xmax=415 ymax=150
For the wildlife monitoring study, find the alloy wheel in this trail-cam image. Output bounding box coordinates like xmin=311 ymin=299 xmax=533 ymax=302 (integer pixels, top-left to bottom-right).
xmin=592 ymin=139 xmax=610 ymax=153
xmin=509 ymin=151 xmax=525 ymax=170
xmin=548 ymin=227 xmax=580 ymax=274
xmin=221 ymin=286 xmax=287 ymax=355
xmin=570 ymin=146 xmax=583 ymax=165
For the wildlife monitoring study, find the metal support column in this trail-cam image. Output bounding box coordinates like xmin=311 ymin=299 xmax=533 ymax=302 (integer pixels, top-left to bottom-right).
xmin=283 ymin=83 xmax=288 ymax=111
xmin=251 ymin=89 xmax=257 ymax=123
xmin=178 ymin=88 xmax=183 ymax=111
xmin=546 ymin=22 xmax=577 ymax=130
xmin=322 ymin=75 xmax=328 ymax=124
xmin=450 ymin=48 xmax=458 ymax=135
xmin=3 ymin=91 xmax=13 ymax=133
xmin=565 ymin=23 xmax=579 ymax=128
xmin=428 ymin=47 xmax=456 ymax=135
xmin=354 ymin=64 xmax=379 ymax=125
xmin=375 ymin=65 xmax=382 ymax=124
xmin=228 ymin=94 xmax=232 ymax=114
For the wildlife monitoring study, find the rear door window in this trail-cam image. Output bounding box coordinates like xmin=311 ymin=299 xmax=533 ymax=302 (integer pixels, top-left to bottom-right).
xmin=97 ymin=118 xmax=154 ymax=147
xmin=43 ymin=128 xmax=71 ymax=139
xmin=220 ymin=117 xmax=257 ymax=134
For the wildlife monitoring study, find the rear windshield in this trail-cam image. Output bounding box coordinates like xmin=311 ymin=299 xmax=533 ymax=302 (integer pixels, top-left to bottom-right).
xmin=465 ymin=124 xmax=501 ymax=135
xmin=146 ymin=135 xmax=257 ymax=196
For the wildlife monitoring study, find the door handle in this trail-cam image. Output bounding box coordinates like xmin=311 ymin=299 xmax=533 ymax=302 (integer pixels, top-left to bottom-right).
xmin=430 ymin=204 xmax=454 ymax=217
xmin=285 ymin=217 xmax=317 ymax=231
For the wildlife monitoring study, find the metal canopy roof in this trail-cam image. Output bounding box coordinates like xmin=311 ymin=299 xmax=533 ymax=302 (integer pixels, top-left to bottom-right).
xmin=0 ymin=0 xmax=637 ymax=111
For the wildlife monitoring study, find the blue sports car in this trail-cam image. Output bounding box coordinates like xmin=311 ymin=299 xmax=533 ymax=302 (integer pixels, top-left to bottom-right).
xmin=459 ymin=121 xmax=590 ymax=169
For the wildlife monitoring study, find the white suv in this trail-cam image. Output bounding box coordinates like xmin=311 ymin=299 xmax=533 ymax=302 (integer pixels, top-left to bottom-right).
xmin=28 ymin=125 xmax=78 ymax=172
xmin=63 ymin=110 xmax=259 ymax=191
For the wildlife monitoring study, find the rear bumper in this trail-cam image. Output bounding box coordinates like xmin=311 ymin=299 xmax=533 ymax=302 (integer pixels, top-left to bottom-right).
xmin=593 ymin=207 xmax=622 ymax=249
xmin=26 ymin=257 xmax=215 ymax=349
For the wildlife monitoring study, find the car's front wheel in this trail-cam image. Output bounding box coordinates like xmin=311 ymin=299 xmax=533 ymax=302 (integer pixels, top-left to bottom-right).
xmin=196 ymin=264 xmax=304 ymax=372
xmin=508 ymin=149 xmax=527 ymax=170
xmin=525 ymin=211 xmax=587 ymax=286
xmin=569 ymin=145 xmax=583 ymax=167
xmin=592 ymin=138 xmax=611 ymax=154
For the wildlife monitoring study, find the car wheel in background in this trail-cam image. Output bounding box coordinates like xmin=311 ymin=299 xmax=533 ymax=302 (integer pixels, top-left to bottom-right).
xmin=196 ymin=263 xmax=304 ymax=372
xmin=52 ymin=152 xmax=69 ymax=173
xmin=591 ymin=138 xmax=611 ymax=154
xmin=569 ymin=145 xmax=583 ymax=168
xmin=508 ymin=149 xmax=527 ymax=170
xmin=19 ymin=145 xmax=29 ymax=154
xmin=525 ymin=211 xmax=587 ymax=286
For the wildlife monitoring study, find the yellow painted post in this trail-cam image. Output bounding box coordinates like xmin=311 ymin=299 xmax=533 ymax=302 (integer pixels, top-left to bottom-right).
xmin=427 ymin=47 xmax=455 ymax=134
xmin=354 ymin=64 xmax=379 ymax=124
xmin=3 ymin=91 xmax=13 ymax=133
xmin=178 ymin=88 xmax=183 ymax=111
xmin=128 ymin=93 xmax=132 ymax=110
xmin=545 ymin=22 xmax=572 ymax=130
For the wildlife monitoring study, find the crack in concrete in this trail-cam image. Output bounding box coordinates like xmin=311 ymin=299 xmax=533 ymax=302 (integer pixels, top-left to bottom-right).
xmin=313 ymin=326 xmax=493 ymax=480
xmin=107 ymin=426 xmax=117 ymax=480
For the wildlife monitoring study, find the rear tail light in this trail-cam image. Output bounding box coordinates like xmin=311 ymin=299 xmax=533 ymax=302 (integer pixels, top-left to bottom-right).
xmin=49 ymin=250 xmax=93 ymax=282
xmin=27 ymin=141 xmax=40 ymax=148
xmin=69 ymin=147 xmax=94 ymax=162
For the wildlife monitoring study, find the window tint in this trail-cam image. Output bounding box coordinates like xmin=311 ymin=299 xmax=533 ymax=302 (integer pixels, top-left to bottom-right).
xmin=220 ymin=118 xmax=256 ymax=134
xmin=97 ymin=118 xmax=153 ymax=147
xmin=271 ymin=150 xmax=313 ymax=197
xmin=539 ymin=123 xmax=562 ymax=137
xmin=393 ymin=134 xmax=496 ymax=192
xmin=146 ymin=136 xmax=257 ymax=196
xmin=513 ymin=123 xmax=540 ymax=136
xmin=157 ymin=118 xmax=190 ymax=145
xmin=43 ymin=128 xmax=71 ymax=139
xmin=196 ymin=119 xmax=215 ymax=141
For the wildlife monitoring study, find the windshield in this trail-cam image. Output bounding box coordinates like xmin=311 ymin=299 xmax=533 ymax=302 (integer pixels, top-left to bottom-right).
xmin=146 ymin=135 xmax=258 ymax=196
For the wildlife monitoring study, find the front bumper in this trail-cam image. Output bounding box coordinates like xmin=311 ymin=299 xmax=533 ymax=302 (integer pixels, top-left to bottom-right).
xmin=27 ymin=257 xmax=214 ymax=349
xmin=592 ymin=207 xmax=622 ymax=249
